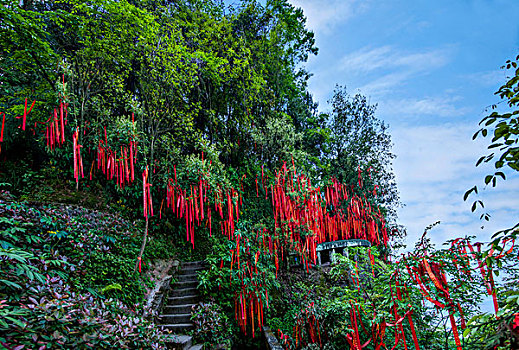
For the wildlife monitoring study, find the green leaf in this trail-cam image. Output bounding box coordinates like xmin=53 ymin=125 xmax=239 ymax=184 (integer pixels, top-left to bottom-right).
xmin=5 ymin=316 xmax=26 ymax=328
xmin=0 ymin=279 xmax=22 ymax=289
xmin=495 ymin=171 xmax=506 ymax=180
xmin=101 ymin=283 xmax=122 ymax=293
xmin=488 ymin=143 xmax=503 ymax=149
xmin=464 ymin=186 xmax=477 ymax=201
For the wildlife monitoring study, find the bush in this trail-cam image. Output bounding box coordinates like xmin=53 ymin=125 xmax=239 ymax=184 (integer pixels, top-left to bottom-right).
xmin=0 ymin=193 xmax=166 ymax=349
xmin=0 ymin=276 xmax=167 ymax=349
xmin=191 ymin=301 xmax=232 ymax=349
xmin=81 ymin=251 xmax=147 ymax=306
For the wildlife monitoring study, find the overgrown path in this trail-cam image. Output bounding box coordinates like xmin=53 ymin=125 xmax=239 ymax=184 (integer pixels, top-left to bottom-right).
xmin=159 ymin=261 xmax=206 ymax=350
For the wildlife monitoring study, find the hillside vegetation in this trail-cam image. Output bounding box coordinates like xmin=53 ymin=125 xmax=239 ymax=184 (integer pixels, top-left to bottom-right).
xmin=0 ymin=1 xmax=518 ymax=349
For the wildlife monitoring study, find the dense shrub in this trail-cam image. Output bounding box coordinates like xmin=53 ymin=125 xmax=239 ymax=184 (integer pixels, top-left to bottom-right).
xmin=191 ymin=301 xmax=232 ymax=349
xmin=0 ymin=192 xmax=167 ymax=349
xmin=0 ymin=276 xmax=167 ymax=349
xmin=82 ymin=251 xmax=147 ymax=306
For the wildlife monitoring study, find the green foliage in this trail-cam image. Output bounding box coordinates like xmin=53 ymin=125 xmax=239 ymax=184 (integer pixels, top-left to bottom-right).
xmin=472 ymin=55 xmax=519 ymax=174
xmin=323 ymin=86 xmax=399 ymax=220
xmin=0 ymin=276 xmax=167 ymax=349
xmin=466 ymin=54 xmax=519 ymax=232
xmin=143 ymin=233 xmax=177 ymax=261
xmin=251 ymin=114 xmax=304 ymax=169
xmin=198 ymin=220 xmax=279 ymax=342
xmin=191 ymin=301 xmax=233 ymax=348
xmin=462 ymin=54 xmax=519 ymax=348
xmin=267 ymin=246 xmax=469 ymax=350
xmin=0 ymin=193 xmax=164 ymax=349
xmin=82 ymin=251 xmax=146 ymax=305
xmin=0 ymin=247 xmax=46 ymax=289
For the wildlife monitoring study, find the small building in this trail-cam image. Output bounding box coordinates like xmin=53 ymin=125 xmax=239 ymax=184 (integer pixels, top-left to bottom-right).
xmin=316 ymin=239 xmax=371 ymax=265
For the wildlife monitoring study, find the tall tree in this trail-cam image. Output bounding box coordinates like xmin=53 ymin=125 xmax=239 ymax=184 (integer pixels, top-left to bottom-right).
xmin=323 ymin=86 xmax=399 ymax=219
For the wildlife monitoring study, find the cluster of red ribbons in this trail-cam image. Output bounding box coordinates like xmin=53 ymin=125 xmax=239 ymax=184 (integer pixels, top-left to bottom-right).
xmin=293 ymin=302 xmax=322 ymax=348
xmin=72 ymin=127 xmax=84 ymax=184
xmin=346 ymin=303 xmax=369 ymax=350
xmin=321 ymin=179 xmax=388 ymax=246
xmin=231 ymin=231 xmax=270 ymax=337
xmin=405 ymin=257 xmax=463 ymax=349
xmin=95 ymin=136 xmax=137 ymax=188
xmin=0 ymin=98 xmax=36 ymax=151
xmin=220 ymin=162 xmax=391 ymax=337
xmin=235 ymin=288 xmax=266 ymax=338
xmin=142 ymin=166 xmax=153 ymax=218
xmin=341 ymin=266 xmax=419 ymax=350
xmin=42 ymin=75 xmax=68 ymax=150
xmin=44 ymin=98 xmax=67 ymax=150
xmin=164 ymin=163 xmax=241 ymax=248
xmin=449 ymin=237 xmax=515 ymax=315
xmin=267 ymin=162 xmax=388 ymax=271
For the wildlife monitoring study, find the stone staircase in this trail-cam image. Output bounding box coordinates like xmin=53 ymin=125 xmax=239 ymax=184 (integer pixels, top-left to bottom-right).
xmin=160 ymin=260 xmax=205 ymax=350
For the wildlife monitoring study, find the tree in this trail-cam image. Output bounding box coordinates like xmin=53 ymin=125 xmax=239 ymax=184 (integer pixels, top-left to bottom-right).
xmin=322 ymin=86 xmax=399 ymax=220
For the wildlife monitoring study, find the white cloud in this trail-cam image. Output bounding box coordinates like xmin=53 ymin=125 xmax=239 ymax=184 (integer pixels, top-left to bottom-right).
xmin=358 ymin=72 xmax=414 ymax=97
xmin=340 ymin=46 xmax=394 ymax=72
xmin=336 ymin=45 xmax=453 ymax=97
xmin=464 ymin=69 xmax=507 ymax=88
xmin=380 ymin=96 xmax=471 ymax=118
xmin=289 ymin=0 xmax=369 ymax=34
xmin=400 ymin=182 xmax=519 ymax=250
xmin=392 ymin=123 xmax=484 ymax=184
xmin=340 ymin=46 xmax=450 ymax=74
xmin=303 ymin=45 xmax=454 ymax=105
xmin=390 ymin=122 xmax=519 ymax=249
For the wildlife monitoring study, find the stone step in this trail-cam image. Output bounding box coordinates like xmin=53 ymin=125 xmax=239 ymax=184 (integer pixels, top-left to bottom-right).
xmin=188 ymin=345 xmax=203 ymax=350
xmin=167 ymin=295 xmax=199 ymax=305
xmin=179 ymin=266 xmax=205 ymax=274
xmin=160 ymin=313 xmax=191 ymax=324
xmin=170 ymin=287 xmax=198 ymax=297
xmin=162 ymin=304 xmax=194 ymax=314
xmin=164 ymin=334 xmax=192 ymax=350
xmin=161 ymin=323 xmax=194 ymax=333
xmin=173 ymin=280 xmax=198 ymax=289
xmin=177 ymin=274 xmax=198 ymax=282
xmin=182 ymin=260 xmax=205 ymax=267
xmin=182 ymin=261 xmax=205 ymax=266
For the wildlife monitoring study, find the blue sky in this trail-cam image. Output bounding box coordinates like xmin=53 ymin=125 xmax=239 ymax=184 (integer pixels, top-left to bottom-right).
xmin=289 ymin=0 xmax=519 ymax=249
